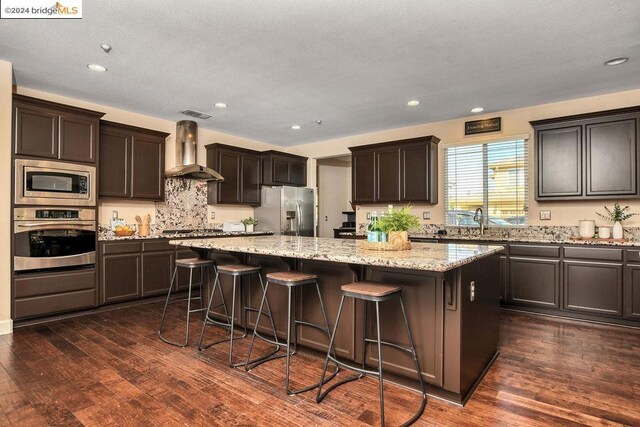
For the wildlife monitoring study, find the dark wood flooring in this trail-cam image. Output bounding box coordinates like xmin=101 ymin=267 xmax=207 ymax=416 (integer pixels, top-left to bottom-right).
xmin=1 ymin=301 xmax=640 ymax=426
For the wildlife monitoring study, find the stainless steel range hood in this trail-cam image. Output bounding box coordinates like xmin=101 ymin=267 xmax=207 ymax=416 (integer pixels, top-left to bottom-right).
xmin=165 ymin=120 xmax=224 ymax=181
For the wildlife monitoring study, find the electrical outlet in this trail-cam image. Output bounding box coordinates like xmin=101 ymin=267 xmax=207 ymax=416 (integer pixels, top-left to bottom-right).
xmin=423 ymin=211 xmax=431 ymax=220
xmin=210 ymin=212 xmax=216 ymax=220
xmin=470 ymin=281 xmax=476 ymax=302
xmin=366 ymin=212 xmax=371 ymax=220
xmin=540 ymin=210 xmax=551 ymax=220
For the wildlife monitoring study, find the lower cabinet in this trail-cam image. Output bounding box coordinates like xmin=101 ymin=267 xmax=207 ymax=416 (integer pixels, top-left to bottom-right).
xmin=508 ymin=257 xmax=560 ymax=309
xmin=624 ymin=265 xmax=640 ymax=319
xmin=563 ymin=260 xmax=623 ymax=316
xmin=100 ymin=240 xmax=184 ymax=305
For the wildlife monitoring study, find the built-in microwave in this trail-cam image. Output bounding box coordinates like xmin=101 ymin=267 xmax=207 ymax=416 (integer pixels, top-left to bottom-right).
xmin=14 ymin=159 xmax=96 ymax=206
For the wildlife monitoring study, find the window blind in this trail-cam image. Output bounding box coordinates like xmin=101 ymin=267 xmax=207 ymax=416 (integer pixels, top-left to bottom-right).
xmin=444 ymin=139 xmax=528 ymax=226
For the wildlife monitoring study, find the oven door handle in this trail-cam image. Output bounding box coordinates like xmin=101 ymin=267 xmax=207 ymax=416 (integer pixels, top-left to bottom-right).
xmin=17 ymin=222 xmax=95 ymax=229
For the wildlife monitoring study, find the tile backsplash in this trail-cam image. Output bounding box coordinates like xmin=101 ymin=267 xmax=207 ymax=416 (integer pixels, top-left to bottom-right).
xmin=154 ymin=177 xmax=209 ymax=229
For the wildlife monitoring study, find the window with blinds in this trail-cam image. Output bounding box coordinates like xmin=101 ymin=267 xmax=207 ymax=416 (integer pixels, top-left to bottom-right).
xmin=444 ymin=139 xmax=528 ymax=226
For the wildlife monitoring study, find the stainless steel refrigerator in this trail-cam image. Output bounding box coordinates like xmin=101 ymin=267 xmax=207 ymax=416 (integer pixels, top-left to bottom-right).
xmin=255 ymin=186 xmax=316 ymax=237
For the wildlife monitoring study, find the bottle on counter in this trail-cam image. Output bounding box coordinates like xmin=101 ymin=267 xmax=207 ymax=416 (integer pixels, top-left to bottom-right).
xmin=367 ymin=211 xmax=379 ymax=242
xmin=379 ymin=212 xmax=388 ymax=242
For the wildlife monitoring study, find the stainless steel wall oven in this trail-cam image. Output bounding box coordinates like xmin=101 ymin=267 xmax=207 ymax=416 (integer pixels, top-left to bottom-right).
xmin=13 ymin=207 xmax=96 ymax=272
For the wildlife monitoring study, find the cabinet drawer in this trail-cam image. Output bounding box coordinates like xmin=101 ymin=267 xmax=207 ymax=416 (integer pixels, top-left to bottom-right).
xmin=101 ymin=241 xmax=143 ymax=255
xmin=14 ymin=289 xmax=95 ymax=319
xmin=563 ymin=246 xmax=623 ymax=261
xmin=14 ymin=270 xmax=95 ymax=298
xmin=142 ymin=240 xmax=173 ymax=252
xmin=509 ymin=244 xmax=560 ymax=258
xmin=626 ymin=249 xmax=640 ymax=263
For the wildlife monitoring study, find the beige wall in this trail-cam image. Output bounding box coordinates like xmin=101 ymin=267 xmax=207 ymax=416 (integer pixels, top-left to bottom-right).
xmin=289 ymin=88 xmax=640 ymax=227
xmin=16 ymin=87 xmax=281 ymax=225
xmin=0 ymin=61 xmax=13 ymax=334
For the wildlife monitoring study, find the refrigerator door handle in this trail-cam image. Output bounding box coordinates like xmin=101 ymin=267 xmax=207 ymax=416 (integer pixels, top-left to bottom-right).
xmin=296 ymin=201 xmax=302 ymax=236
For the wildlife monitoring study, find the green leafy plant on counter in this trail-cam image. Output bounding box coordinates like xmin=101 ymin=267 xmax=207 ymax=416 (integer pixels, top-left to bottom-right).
xmin=241 ymin=217 xmax=258 ymax=226
xmin=377 ymin=205 xmax=421 ymax=232
xmin=596 ymin=203 xmax=638 ymax=223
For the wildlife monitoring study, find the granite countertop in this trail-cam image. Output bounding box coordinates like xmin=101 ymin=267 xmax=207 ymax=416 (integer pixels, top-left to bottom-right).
xmin=99 ymin=231 xmax=273 ymax=241
xmin=170 ymin=235 xmax=504 ymax=272
xmin=339 ymin=231 xmax=640 ymax=247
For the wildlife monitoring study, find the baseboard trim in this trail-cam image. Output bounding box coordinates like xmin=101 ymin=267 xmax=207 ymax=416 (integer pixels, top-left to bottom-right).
xmin=0 ymin=319 xmax=13 ymax=335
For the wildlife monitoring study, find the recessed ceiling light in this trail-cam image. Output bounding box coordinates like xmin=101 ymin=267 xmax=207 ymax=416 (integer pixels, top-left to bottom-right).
xmin=406 ymin=100 xmax=420 ymax=107
xmin=214 ymin=102 xmax=228 ymax=108
xmin=605 ymin=57 xmax=629 ymax=66
xmin=291 ymin=125 xmax=301 ymax=130
xmin=87 ymin=64 xmax=107 ymax=72
xmin=100 ymin=43 xmax=112 ymax=53
xmin=471 ymin=107 xmax=484 ymax=113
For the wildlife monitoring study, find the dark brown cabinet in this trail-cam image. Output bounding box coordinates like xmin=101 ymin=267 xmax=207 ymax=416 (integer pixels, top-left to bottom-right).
xmin=350 ymin=135 xmax=439 ymax=204
xmin=532 ymin=107 xmax=640 ymax=200
xmin=261 ymin=151 xmax=308 ymax=187
xmin=102 ymin=253 xmax=142 ymax=304
xmin=13 ymin=94 xmax=104 ymax=163
xmin=625 ymin=264 xmax=640 ymax=319
xmin=206 ymin=144 xmax=262 ymax=205
xmin=99 ymin=121 xmax=168 ymax=201
xmin=142 ymin=251 xmax=175 ymax=297
xmin=508 ymin=256 xmax=560 ymax=309
xmin=563 ymin=260 xmax=623 ymax=316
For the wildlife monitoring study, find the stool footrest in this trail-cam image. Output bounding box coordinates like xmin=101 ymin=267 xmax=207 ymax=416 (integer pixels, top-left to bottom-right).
xmin=364 ymin=338 xmax=413 ymax=354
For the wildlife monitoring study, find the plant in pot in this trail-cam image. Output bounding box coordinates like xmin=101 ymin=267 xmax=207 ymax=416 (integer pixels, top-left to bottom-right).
xmin=377 ymin=205 xmax=421 ymax=244
xmin=596 ymin=203 xmax=637 ymax=239
xmin=241 ymin=217 xmax=258 ymax=233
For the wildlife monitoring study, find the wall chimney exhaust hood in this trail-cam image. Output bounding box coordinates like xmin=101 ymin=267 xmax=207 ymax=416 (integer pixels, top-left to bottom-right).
xmin=165 ymin=120 xmax=224 ymax=181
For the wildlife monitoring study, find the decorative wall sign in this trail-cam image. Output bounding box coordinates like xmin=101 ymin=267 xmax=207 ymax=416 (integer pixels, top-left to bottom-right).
xmin=465 ymin=117 xmax=501 ymax=135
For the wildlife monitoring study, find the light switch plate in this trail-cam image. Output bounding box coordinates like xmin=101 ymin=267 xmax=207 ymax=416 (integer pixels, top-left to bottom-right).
xmin=540 ymin=210 xmax=551 ymax=220
xmin=210 ymin=212 xmax=216 ymax=220
xmin=366 ymin=212 xmax=371 ymax=220
xmin=423 ymin=211 xmax=431 ymax=220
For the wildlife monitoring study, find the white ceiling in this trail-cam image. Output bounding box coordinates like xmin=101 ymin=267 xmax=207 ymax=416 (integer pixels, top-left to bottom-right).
xmin=1 ymin=0 xmax=639 ymax=146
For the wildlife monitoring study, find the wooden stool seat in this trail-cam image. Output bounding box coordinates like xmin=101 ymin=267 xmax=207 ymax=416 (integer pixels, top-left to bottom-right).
xmin=266 ymin=271 xmax=317 ymax=286
xmin=175 ymin=258 xmax=216 ymax=268
xmin=217 ymin=264 xmax=261 ymax=275
xmin=341 ymin=281 xmax=401 ymax=299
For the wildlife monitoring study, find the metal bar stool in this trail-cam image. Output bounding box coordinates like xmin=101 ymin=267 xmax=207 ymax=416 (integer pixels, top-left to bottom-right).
xmin=245 ymin=271 xmax=339 ymax=395
xmin=158 ymin=258 xmax=215 ymax=347
xmin=316 ymin=281 xmax=427 ymax=427
xmin=198 ymin=264 xmax=279 ymax=367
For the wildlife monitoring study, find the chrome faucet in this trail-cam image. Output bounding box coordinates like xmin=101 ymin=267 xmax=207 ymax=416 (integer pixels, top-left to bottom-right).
xmin=473 ymin=207 xmax=485 ymax=235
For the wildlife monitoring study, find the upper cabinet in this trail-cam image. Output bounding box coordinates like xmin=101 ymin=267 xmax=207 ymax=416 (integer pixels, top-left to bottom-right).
xmin=13 ymin=94 xmax=104 ymax=164
xmin=206 ymin=143 xmax=262 ymax=206
xmin=532 ymin=107 xmax=640 ymax=201
xmin=349 ymin=136 xmax=439 ymax=205
xmin=99 ymin=121 xmax=168 ymax=201
xmin=262 ymin=151 xmax=308 ymax=187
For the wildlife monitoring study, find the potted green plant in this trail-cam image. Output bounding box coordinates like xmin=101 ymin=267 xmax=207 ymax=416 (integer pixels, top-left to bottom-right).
xmin=377 ymin=205 xmax=421 ymax=244
xmin=241 ymin=217 xmax=258 ymax=232
xmin=596 ymin=203 xmax=637 ymax=239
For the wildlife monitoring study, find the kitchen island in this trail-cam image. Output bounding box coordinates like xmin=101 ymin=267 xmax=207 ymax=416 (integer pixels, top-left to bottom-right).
xmin=171 ymin=235 xmax=504 ymax=405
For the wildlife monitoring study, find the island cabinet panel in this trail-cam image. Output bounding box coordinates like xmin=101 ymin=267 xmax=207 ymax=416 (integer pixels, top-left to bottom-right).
xmin=365 ymin=267 xmax=444 ymax=387
xmin=245 ymin=254 xmax=293 ymax=338
xmin=296 ymin=260 xmax=357 ymax=361
xmin=261 ymin=151 xmax=308 ymax=187
xmin=14 ymin=94 xmax=104 ymax=163
xmin=99 ymin=121 xmax=168 ymax=201
xmin=563 ymin=260 xmax=623 ymax=316
xmin=350 ymin=135 xmax=440 ymax=205
xmin=586 ymin=118 xmax=637 ymax=196
xmin=507 ymin=257 xmax=560 ymax=309
xmin=532 ymin=107 xmax=640 ymax=200
xmin=375 ymin=146 xmax=401 ymax=202
xmin=625 ymin=264 xmax=640 ymax=319
xmin=206 ymin=144 xmax=262 ymax=206
xmin=351 ymin=149 xmax=376 ymax=203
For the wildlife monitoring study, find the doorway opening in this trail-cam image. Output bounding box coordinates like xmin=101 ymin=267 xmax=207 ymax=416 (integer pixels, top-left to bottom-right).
xmin=316 ymin=156 xmax=353 ymax=238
